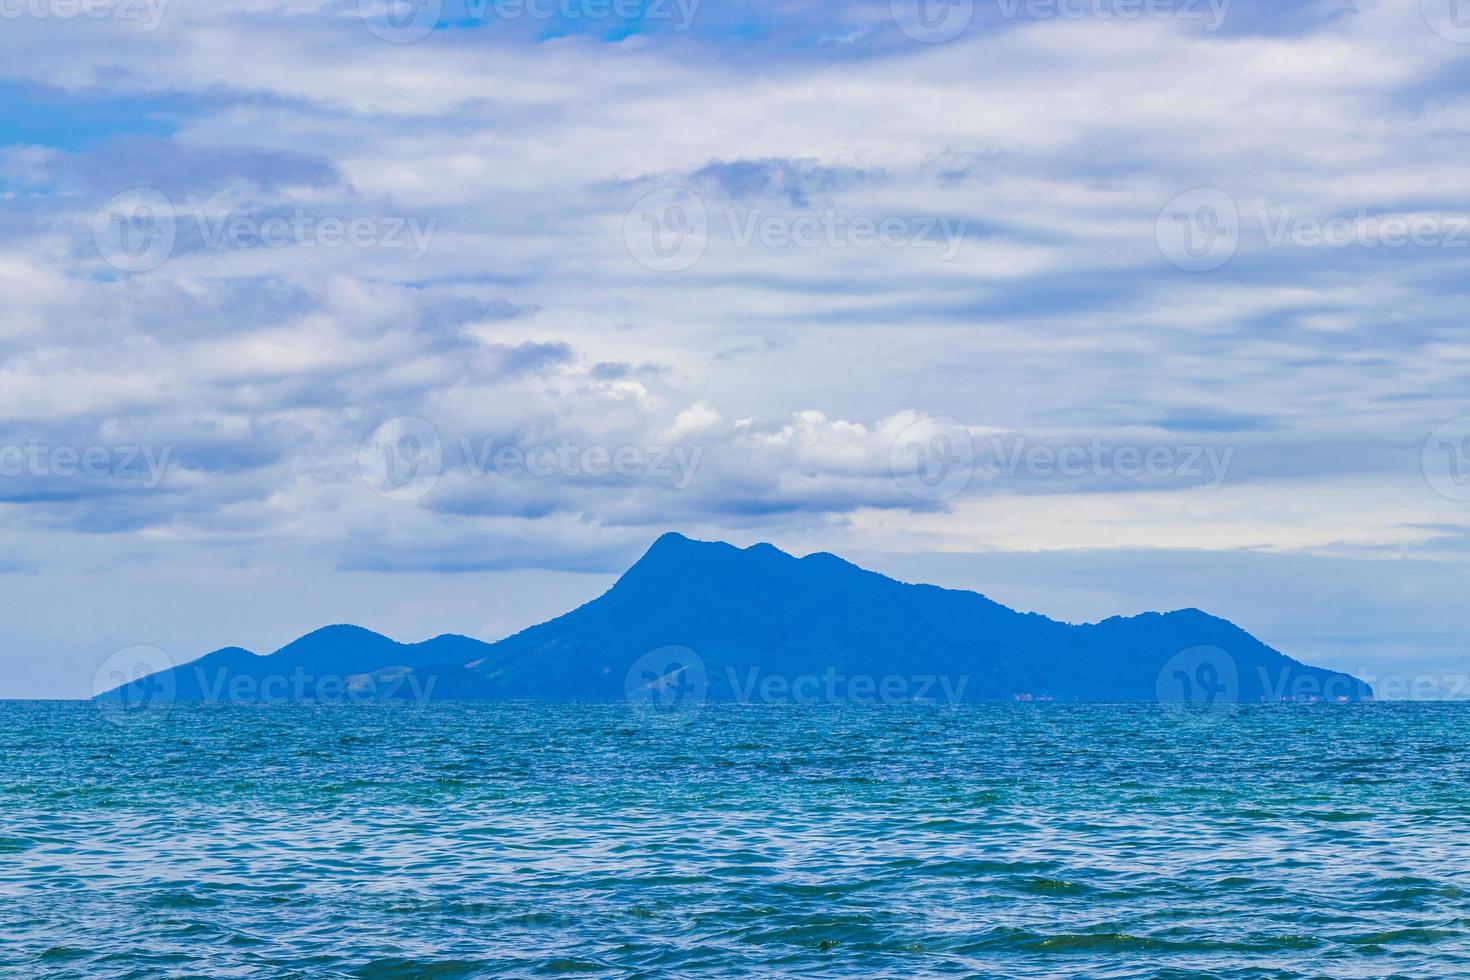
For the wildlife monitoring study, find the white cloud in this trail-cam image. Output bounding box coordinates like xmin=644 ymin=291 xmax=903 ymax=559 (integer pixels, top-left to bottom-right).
xmin=0 ymin=0 xmax=1467 ymax=692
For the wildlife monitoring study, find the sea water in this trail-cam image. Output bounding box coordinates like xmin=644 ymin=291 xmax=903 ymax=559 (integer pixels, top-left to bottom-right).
xmin=3 ymin=701 xmax=1469 ymax=977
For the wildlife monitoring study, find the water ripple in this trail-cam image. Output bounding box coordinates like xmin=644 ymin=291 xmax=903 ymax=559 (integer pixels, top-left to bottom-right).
xmin=4 ymin=702 xmax=1470 ymax=977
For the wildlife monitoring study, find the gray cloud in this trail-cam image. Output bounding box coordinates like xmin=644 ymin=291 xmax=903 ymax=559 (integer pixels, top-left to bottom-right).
xmin=0 ymin=0 xmax=1466 ymax=694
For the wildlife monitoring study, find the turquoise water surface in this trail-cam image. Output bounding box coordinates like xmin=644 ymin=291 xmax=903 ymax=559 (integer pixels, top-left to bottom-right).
xmin=4 ymin=701 xmax=1469 ymax=977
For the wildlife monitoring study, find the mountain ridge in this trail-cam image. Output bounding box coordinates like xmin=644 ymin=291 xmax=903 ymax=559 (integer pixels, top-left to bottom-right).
xmin=97 ymin=532 xmax=1372 ymax=704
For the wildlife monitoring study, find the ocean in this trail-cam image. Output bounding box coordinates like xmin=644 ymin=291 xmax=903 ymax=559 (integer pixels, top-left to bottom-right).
xmin=3 ymin=701 xmax=1468 ymax=978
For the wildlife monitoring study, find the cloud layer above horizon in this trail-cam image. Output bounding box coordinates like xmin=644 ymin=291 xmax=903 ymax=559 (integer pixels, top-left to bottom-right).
xmin=2 ymin=0 xmax=1469 ymax=695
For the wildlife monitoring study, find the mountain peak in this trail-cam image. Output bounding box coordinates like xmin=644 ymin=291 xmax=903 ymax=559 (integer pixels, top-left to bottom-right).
xmin=645 ymin=530 xmax=702 ymax=553
xmin=297 ymin=624 xmax=389 ymax=642
xmin=633 ymin=531 xmax=727 ymax=567
xmin=630 ymin=532 xmax=797 ymax=573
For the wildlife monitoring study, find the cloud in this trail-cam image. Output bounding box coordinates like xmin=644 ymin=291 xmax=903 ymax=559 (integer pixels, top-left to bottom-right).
xmin=687 ymin=157 xmax=884 ymax=207
xmin=66 ymin=136 xmax=342 ymax=196
xmin=0 ymin=0 xmax=1467 ymax=693
xmin=334 ymin=514 xmax=642 ymax=574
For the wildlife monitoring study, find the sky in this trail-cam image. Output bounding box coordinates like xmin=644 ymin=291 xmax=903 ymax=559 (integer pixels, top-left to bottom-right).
xmin=1 ymin=0 xmax=1469 ymax=698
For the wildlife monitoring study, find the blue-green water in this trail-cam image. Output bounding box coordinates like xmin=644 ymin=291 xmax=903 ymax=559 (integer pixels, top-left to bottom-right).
xmin=4 ymin=702 xmax=1470 ymax=978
